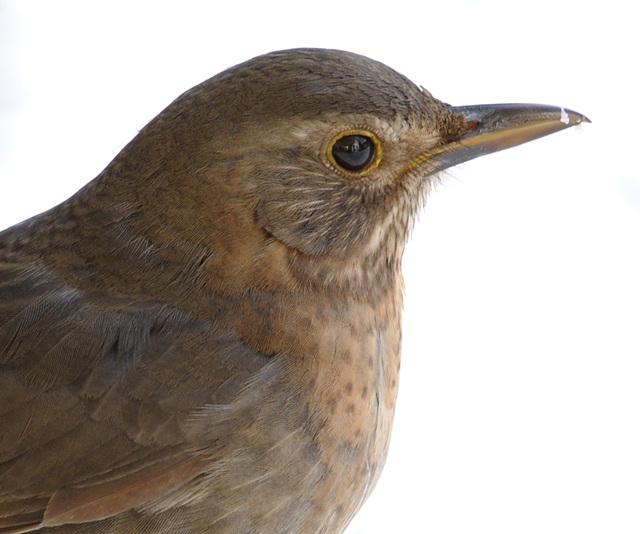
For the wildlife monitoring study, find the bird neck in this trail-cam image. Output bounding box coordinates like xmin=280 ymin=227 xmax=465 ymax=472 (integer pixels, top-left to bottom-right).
xmin=26 ymin=175 xmax=405 ymax=323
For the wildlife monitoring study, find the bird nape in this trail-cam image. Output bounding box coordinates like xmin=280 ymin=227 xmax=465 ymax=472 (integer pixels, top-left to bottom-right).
xmin=0 ymin=48 xmax=589 ymax=534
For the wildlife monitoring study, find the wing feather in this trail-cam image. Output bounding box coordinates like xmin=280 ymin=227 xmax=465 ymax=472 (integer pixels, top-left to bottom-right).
xmin=0 ymin=256 xmax=268 ymax=532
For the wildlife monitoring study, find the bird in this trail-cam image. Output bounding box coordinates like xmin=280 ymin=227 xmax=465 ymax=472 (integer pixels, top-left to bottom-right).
xmin=0 ymin=48 xmax=588 ymax=534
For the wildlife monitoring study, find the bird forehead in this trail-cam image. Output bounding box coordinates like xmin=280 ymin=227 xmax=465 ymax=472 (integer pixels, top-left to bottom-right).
xmin=209 ymin=48 xmax=428 ymax=122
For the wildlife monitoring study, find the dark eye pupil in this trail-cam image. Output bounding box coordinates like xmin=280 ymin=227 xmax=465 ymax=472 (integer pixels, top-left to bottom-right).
xmin=331 ymin=134 xmax=375 ymax=171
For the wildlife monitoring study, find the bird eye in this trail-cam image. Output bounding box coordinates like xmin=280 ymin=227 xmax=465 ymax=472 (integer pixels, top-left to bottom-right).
xmin=328 ymin=130 xmax=381 ymax=174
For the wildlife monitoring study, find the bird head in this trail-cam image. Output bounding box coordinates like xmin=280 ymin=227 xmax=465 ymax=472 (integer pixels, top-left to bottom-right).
xmin=87 ymin=49 xmax=588 ymax=296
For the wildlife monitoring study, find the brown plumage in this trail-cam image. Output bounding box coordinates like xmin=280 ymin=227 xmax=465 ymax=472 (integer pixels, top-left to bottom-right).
xmin=0 ymin=49 xmax=588 ymax=534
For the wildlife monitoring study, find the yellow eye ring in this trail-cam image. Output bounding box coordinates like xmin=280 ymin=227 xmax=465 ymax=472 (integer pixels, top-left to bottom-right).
xmin=326 ymin=129 xmax=382 ymax=176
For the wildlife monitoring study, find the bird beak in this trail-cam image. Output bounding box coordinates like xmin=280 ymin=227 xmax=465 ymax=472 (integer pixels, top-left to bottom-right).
xmin=422 ymin=103 xmax=590 ymax=173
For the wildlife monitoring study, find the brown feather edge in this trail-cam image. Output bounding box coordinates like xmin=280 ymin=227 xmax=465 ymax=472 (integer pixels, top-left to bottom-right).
xmin=39 ymin=452 xmax=210 ymax=528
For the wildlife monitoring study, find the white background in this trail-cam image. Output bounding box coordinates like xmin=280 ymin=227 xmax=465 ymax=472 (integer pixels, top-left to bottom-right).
xmin=1 ymin=1 xmax=638 ymax=533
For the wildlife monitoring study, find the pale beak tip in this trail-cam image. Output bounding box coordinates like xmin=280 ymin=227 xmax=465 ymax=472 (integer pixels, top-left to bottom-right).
xmin=562 ymin=107 xmax=591 ymax=125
